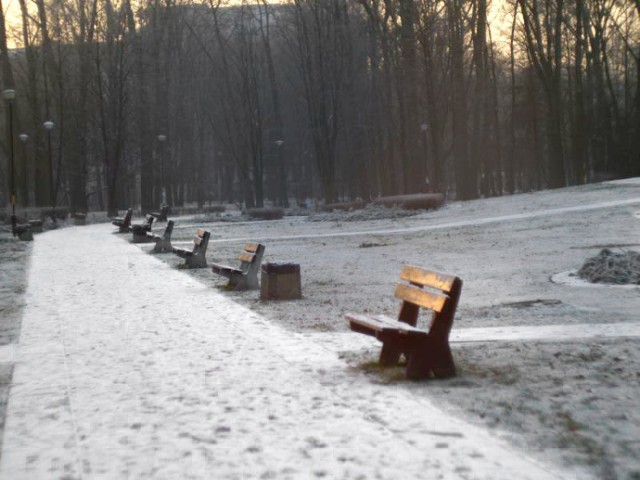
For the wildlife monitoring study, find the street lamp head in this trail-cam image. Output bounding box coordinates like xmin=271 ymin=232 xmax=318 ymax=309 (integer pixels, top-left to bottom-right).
xmin=2 ymin=89 xmax=16 ymax=102
xmin=43 ymin=120 xmax=55 ymax=130
xmin=157 ymin=134 xmax=167 ymax=142
xmin=275 ymin=140 xmax=284 ymax=147
xmin=19 ymin=133 xmax=29 ymax=143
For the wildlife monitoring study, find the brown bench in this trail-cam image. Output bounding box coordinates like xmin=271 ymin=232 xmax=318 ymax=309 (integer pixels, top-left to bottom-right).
xmin=172 ymin=228 xmax=210 ymax=268
xmin=111 ymin=208 xmax=133 ymax=233
xmin=147 ymin=220 xmax=174 ymax=253
xmin=346 ymin=265 xmax=462 ymax=380
xmin=211 ymin=243 xmax=265 ymax=290
xmin=150 ymin=204 xmax=170 ymax=222
xmin=131 ymin=215 xmax=155 ymax=243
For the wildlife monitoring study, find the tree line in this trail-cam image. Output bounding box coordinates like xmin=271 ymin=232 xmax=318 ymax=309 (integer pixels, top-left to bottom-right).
xmin=1 ymin=0 xmax=638 ymax=216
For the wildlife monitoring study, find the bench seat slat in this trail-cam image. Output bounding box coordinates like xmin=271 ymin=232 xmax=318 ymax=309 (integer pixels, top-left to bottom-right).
xmin=211 ymin=263 xmax=242 ymax=275
xmin=173 ymin=248 xmax=193 ymax=258
xmin=394 ymin=283 xmax=448 ymax=313
xmin=346 ymin=313 xmax=427 ymax=336
xmin=400 ymin=265 xmax=458 ymax=292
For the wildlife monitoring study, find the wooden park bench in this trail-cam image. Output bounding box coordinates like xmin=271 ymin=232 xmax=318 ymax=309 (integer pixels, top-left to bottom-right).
xmin=211 ymin=243 xmax=265 ymax=290
xmin=28 ymin=219 xmax=43 ymax=233
xmin=150 ymin=204 xmax=170 ymax=222
xmin=147 ymin=220 xmax=174 ymax=253
xmin=73 ymin=212 xmax=87 ymax=226
xmin=14 ymin=222 xmax=33 ymax=241
xmin=112 ymin=208 xmax=133 ymax=233
xmin=346 ymin=265 xmax=462 ymax=380
xmin=130 ymin=215 xmax=155 ymax=243
xmin=172 ymin=228 xmax=210 ymax=268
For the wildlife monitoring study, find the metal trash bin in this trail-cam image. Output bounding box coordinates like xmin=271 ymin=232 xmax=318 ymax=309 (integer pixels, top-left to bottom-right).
xmin=261 ymin=263 xmax=302 ymax=301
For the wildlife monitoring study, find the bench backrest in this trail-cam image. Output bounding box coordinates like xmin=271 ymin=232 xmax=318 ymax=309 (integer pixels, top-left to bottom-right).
xmin=394 ymin=265 xmax=462 ymax=336
xmin=238 ymin=243 xmax=265 ymax=274
xmin=193 ymin=229 xmax=210 ymax=255
xmin=143 ymin=214 xmax=154 ymax=228
xmin=163 ymin=220 xmax=174 ymax=240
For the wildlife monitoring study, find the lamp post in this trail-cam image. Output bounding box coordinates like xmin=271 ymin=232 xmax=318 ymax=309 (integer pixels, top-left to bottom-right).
xmin=275 ymin=139 xmax=288 ymax=208
xmin=3 ymin=89 xmax=17 ymax=234
xmin=157 ymin=134 xmax=167 ymax=206
xmin=19 ymin=133 xmax=29 ymax=206
xmin=420 ymin=123 xmax=430 ymax=192
xmin=43 ymin=120 xmax=55 ymax=223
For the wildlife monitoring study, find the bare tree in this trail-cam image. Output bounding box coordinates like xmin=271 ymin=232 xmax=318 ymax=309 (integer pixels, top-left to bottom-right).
xmin=95 ymin=0 xmax=131 ymax=216
xmin=518 ymin=0 xmax=567 ymax=189
xmin=290 ymin=0 xmax=352 ymax=203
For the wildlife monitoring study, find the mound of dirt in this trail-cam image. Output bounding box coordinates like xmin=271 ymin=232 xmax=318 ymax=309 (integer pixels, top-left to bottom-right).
xmin=307 ymin=204 xmax=418 ymax=222
xmin=577 ymin=248 xmax=640 ymax=285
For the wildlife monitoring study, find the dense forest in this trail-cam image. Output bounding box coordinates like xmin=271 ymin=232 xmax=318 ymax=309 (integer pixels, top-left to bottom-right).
xmin=0 ymin=0 xmax=638 ymax=216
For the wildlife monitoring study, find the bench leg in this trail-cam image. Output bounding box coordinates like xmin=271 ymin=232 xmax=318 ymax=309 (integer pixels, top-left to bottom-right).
xmin=406 ymin=350 xmax=432 ymax=380
xmin=153 ymin=241 xmax=172 ymax=253
xmin=379 ymin=343 xmax=402 ymax=367
xmin=186 ymin=256 xmax=207 ymax=268
xmin=405 ymin=340 xmax=456 ymax=380
xmin=431 ymin=342 xmax=456 ymax=379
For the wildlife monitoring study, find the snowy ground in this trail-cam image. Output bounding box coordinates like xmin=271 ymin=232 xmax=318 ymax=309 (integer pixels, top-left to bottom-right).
xmin=0 ymin=178 xmax=639 ymax=479
xmin=0 ymin=230 xmax=31 ymax=456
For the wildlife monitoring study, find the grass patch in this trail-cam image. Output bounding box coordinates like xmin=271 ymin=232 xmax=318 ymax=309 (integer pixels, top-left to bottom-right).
xmin=577 ymin=347 xmax=604 ymax=362
xmin=357 ymin=360 xmax=408 ymax=384
xmin=456 ymin=360 xmax=520 ymax=386
xmin=558 ymin=411 xmax=586 ymax=433
xmin=305 ymin=322 xmax=336 ymax=332
xmin=553 ymin=411 xmax=610 ymax=467
xmin=312 ymin=279 xmax=343 ymax=287
xmin=358 ymin=242 xmax=388 ymax=248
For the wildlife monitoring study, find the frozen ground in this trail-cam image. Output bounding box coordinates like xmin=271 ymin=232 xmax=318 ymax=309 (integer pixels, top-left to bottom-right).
xmin=0 ymin=230 xmax=31 ymax=456
xmin=0 ymin=178 xmax=639 ymax=479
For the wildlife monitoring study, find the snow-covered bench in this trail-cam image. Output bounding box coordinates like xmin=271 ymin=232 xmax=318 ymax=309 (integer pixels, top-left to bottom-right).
xmin=148 ymin=220 xmax=174 ymax=253
xmin=111 ymin=208 xmax=133 ymax=233
xmin=346 ymin=265 xmax=463 ymax=380
xmin=173 ymin=228 xmax=210 ymax=268
xmin=211 ymin=243 xmax=265 ymax=290
xmin=150 ymin=204 xmax=170 ymax=222
xmin=131 ymin=215 xmax=155 ymax=243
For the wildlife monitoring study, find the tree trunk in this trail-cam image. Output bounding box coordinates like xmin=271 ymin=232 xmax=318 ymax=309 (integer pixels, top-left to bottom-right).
xmin=449 ymin=0 xmax=474 ymax=200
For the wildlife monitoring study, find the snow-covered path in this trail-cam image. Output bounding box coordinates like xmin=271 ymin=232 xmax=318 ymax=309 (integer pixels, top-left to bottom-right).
xmin=1 ymin=224 xmax=591 ymax=479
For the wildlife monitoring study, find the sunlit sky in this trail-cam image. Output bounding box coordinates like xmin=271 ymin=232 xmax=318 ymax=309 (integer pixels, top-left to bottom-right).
xmin=3 ymin=0 xmax=509 ymax=50
xmin=2 ymin=0 xmax=260 ymax=48
xmin=2 ymin=0 xmax=256 ymax=26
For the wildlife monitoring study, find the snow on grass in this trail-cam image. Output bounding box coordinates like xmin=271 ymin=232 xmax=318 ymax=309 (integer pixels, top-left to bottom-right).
xmin=1 ymin=178 xmax=640 ymax=479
